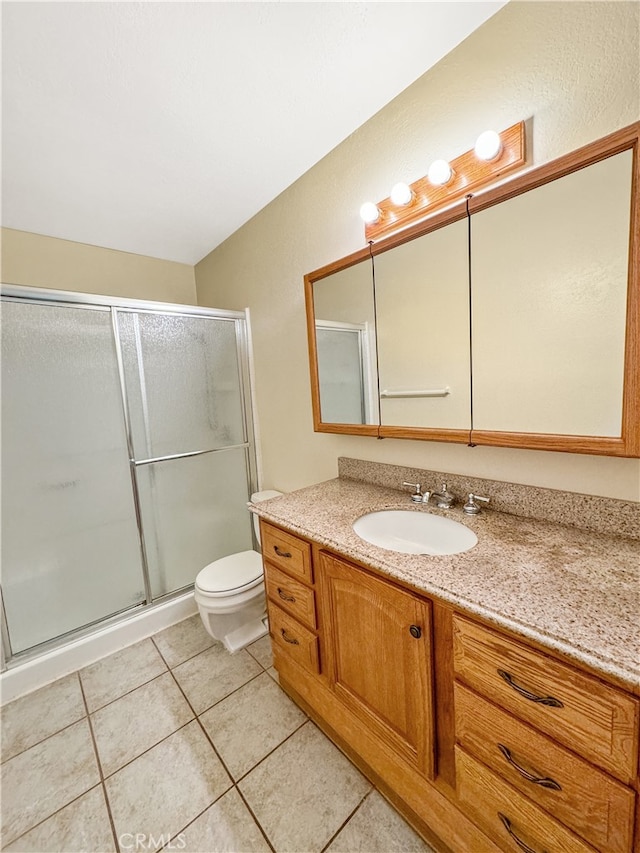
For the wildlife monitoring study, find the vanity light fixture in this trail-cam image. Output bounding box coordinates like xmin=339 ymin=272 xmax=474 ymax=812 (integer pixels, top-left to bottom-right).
xmin=390 ymin=182 xmax=414 ymax=207
xmin=474 ymin=130 xmax=503 ymax=161
xmin=359 ymin=201 xmax=381 ymax=224
xmin=427 ymin=159 xmax=454 ymax=186
xmin=363 ymin=120 xmax=526 ymax=242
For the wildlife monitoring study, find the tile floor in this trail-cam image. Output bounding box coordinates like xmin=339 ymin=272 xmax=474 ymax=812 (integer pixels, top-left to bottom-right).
xmin=0 ymin=614 xmax=434 ymax=853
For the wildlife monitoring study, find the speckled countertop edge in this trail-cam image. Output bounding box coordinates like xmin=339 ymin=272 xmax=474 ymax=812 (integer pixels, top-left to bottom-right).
xmin=251 ymin=478 xmax=640 ymax=692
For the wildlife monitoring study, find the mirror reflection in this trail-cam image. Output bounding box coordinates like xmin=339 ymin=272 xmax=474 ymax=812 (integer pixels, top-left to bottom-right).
xmin=312 ymin=259 xmax=378 ymax=425
xmin=374 ymin=218 xmax=470 ymax=429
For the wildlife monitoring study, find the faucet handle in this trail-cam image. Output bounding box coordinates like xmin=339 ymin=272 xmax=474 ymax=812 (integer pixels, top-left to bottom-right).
xmin=463 ymin=493 xmax=490 ymax=515
xmin=403 ymin=482 xmax=423 ymax=503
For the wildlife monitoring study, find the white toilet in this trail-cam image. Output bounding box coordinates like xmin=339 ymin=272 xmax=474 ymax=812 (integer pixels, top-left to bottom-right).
xmin=194 ymin=490 xmax=282 ymax=653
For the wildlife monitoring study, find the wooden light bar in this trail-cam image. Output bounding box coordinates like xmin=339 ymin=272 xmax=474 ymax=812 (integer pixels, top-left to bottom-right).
xmin=364 ymin=121 xmax=526 ymax=242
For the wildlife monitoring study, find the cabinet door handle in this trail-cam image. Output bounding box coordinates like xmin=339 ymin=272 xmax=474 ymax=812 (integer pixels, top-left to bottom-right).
xmin=498 ymin=814 xmax=541 ymax=853
xmin=409 ymin=625 xmax=422 ymax=639
xmin=277 ymin=587 xmax=296 ymax=603
xmin=280 ymin=628 xmax=299 ymax=645
xmin=497 ymin=669 xmax=564 ymax=708
xmin=273 ymin=545 xmax=292 ymax=559
xmin=497 ymin=744 xmax=562 ymax=791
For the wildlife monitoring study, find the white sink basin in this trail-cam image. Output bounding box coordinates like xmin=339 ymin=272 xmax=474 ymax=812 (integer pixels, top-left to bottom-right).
xmin=353 ymin=509 xmax=477 ymax=556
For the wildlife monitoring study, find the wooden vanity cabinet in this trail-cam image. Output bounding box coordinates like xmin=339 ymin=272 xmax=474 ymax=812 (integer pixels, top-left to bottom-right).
xmin=259 ymin=519 xmax=640 ymax=853
xmin=319 ymin=550 xmax=435 ymax=778
xmin=452 ymin=616 xmax=639 ymax=853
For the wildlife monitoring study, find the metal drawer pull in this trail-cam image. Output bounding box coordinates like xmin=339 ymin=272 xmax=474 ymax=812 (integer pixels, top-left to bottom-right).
xmin=497 ymin=669 xmax=564 ymax=708
xmin=498 ymin=813 xmax=542 ymax=853
xmin=409 ymin=625 xmax=422 ymax=639
xmin=498 ymin=744 xmax=562 ymax=790
xmin=273 ymin=545 xmax=292 ymax=558
xmin=277 ymin=587 xmax=296 ymax=603
xmin=280 ymin=628 xmax=299 ymax=645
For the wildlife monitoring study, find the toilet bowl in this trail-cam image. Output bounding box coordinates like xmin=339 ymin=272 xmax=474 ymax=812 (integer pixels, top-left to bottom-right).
xmin=194 ymin=489 xmax=282 ymax=652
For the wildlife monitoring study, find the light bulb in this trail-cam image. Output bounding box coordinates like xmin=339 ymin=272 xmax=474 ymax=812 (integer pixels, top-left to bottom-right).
xmin=427 ymin=159 xmax=453 ymax=186
xmin=390 ymin=182 xmax=413 ymax=206
xmin=360 ymin=202 xmax=380 ymax=224
xmin=474 ymin=130 xmax=502 ymax=161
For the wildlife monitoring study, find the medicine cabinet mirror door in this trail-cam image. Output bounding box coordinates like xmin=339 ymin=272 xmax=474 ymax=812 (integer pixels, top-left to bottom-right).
xmin=306 ymin=256 xmax=379 ymax=434
xmin=374 ymin=216 xmax=471 ymax=443
xmin=470 ymin=144 xmax=638 ymax=455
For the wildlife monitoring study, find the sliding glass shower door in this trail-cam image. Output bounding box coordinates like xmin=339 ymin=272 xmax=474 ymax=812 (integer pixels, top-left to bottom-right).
xmin=1 ymin=301 xmax=145 ymax=654
xmin=1 ymin=290 xmax=256 ymax=664
xmin=115 ymin=311 xmax=254 ymax=599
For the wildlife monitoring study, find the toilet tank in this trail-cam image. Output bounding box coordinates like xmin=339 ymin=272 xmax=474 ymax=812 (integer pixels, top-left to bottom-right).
xmin=250 ymin=490 xmax=283 ymax=546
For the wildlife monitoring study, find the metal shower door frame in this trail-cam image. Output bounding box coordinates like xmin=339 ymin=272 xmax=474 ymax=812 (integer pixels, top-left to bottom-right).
xmin=0 ymin=284 xmax=259 ymax=667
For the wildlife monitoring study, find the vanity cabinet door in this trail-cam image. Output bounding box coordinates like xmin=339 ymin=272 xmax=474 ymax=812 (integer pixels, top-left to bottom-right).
xmin=319 ymin=552 xmax=435 ymax=778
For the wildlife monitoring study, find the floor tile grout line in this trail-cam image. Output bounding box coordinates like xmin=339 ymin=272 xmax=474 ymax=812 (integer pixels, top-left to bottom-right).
xmin=155 ymin=644 xmax=252 ymax=850
xmin=155 ymin=637 xmax=293 ymax=853
xmin=0 ymin=782 xmax=107 ymax=849
xmin=319 ymin=787 xmax=374 ymax=853
xmin=80 ymin=659 xmax=169 ymax=715
xmin=233 ymin=717 xmax=310 ymax=786
xmin=194 ymin=667 xmax=269 ymax=717
xmin=100 ymin=718 xmax=195 ymax=780
xmin=0 ymin=712 xmax=88 ymax=767
xmin=154 ymin=638 xmax=236 ymax=783
xmin=244 ymin=642 xmax=271 ymax=671
xmin=78 ymin=669 xmax=121 ymax=852
xmin=234 ymin=784 xmax=277 ymax=853
xmin=1 ymin=621 xmax=414 ymax=853
xmin=156 ymin=788 xmax=231 ymax=853
xmin=158 ymin=639 xmax=216 ymax=671
xmin=154 ymin=638 xmax=284 ymax=852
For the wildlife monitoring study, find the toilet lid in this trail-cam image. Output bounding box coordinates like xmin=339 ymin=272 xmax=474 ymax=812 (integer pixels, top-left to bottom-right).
xmin=196 ymin=550 xmax=263 ymax=594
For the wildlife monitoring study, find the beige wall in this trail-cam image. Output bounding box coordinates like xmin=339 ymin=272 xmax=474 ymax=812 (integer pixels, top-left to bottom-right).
xmin=195 ymin=1 xmax=640 ymax=501
xmin=2 ymin=228 xmax=196 ymax=304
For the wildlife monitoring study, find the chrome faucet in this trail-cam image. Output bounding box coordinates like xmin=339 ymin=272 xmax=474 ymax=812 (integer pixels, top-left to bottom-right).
xmin=402 ymin=482 xmax=431 ymax=504
xmin=432 ymin=482 xmax=455 ymax=509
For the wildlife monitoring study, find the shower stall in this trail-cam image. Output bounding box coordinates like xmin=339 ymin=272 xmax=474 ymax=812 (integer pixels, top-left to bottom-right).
xmin=0 ymin=285 xmax=257 ymax=670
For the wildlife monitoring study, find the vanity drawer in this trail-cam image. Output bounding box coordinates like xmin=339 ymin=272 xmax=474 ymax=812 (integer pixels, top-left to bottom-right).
xmin=454 ymin=684 xmax=635 ymax=853
xmin=268 ymin=601 xmax=319 ymax=675
xmin=265 ymin=562 xmax=317 ymax=630
xmin=452 ymin=615 xmax=639 ymax=781
xmin=261 ymin=522 xmax=313 ymax=584
xmin=455 ymin=746 xmax=595 ymax=853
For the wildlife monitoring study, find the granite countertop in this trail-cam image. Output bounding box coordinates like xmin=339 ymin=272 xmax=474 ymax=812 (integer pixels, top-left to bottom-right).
xmin=250 ymin=477 xmax=640 ymax=692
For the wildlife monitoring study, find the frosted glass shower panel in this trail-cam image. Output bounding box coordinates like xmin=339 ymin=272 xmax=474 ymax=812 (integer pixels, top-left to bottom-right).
xmin=1 ymin=302 xmax=145 ymax=654
xmin=136 ymin=448 xmax=253 ymax=598
xmin=117 ymin=312 xmax=245 ymax=459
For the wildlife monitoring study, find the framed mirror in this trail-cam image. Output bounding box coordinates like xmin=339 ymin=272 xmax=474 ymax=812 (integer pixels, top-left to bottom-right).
xmin=304 ymin=122 xmax=639 ymax=457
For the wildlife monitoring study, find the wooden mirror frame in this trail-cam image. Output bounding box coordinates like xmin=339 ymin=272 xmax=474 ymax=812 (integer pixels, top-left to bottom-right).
xmin=304 ymin=122 xmax=640 ymax=457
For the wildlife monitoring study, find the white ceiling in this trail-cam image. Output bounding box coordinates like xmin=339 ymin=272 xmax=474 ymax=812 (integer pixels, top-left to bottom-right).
xmin=2 ymin=1 xmax=505 ymax=265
